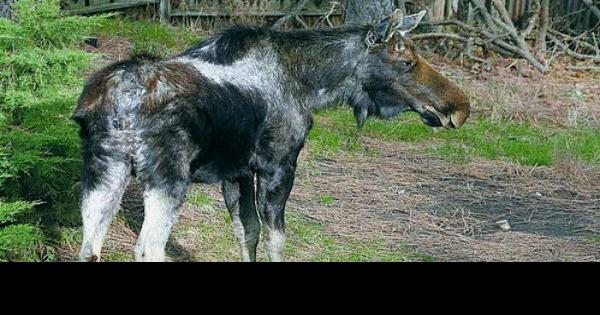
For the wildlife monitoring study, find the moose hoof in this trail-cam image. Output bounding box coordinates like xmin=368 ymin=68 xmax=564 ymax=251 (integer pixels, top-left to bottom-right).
xmin=79 ymin=254 xmax=99 ymax=262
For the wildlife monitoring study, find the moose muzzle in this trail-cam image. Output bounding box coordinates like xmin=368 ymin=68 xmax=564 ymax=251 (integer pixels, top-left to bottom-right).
xmin=412 ymin=56 xmax=471 ymax=129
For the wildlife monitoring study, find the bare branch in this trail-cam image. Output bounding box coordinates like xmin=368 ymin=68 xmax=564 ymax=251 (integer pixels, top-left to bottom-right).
xmin=411 ymin=32 xmax=468 ymax=42
xmin=491 ymin=0 xmax=547 ymax=72
xmin=521 ymin=7 xmax=539 ymax=40
xmin=469 ymin=0 xmax=498 ymax=32
xmin=272 ymin=0 xmax=311 ymax=30
xmin=567 ymin=65 xmax=600 ymax=72
xmin=548 ymin=34 xmax=600 ymax=63
xmin=313 ymin=1 xmax=340 ymax=29
xmin=549 ymin=28 xmax=600 ymax=56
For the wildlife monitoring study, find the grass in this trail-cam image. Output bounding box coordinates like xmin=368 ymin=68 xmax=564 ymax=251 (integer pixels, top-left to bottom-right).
xmin=285 ymin=213 xmax=432 ymax=262
xmin=94 ymin=17 xmax=202 ymax=55
xmin=166 ymin=203 xmax=429 ymax=262
xmin=56 ymin=227 xmax=82 ymax=250
xmin=102 ymin=251 xmax=133 ymax=262
xmin=187 ymin=191 xmax=214 ymax=207
xmin=318 ymin=195 xmax=335 ymax=206
xmin=309 ymin=108 xmax=600 ymax=167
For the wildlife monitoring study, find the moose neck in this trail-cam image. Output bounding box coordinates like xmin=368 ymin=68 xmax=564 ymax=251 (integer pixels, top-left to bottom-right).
xmin=177 ymin=26 xmax=371 ymax=112
xmin=271 ymin=27 xmax=370 ymax=111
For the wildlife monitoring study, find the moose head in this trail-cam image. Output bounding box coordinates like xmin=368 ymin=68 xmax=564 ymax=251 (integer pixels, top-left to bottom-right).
xmin=352 ymin=9 xmax=470 ymax=129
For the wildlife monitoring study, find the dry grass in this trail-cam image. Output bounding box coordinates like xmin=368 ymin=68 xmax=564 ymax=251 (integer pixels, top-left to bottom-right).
xmin=290 ymin=138 xmax=599 ymax=261
xmin=425 ymin=53 xmax=600 ymax=128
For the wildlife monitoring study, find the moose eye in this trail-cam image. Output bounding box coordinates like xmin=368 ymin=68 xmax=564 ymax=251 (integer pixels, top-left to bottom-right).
xmin=399 ymin=60 xmax=413 ymax=71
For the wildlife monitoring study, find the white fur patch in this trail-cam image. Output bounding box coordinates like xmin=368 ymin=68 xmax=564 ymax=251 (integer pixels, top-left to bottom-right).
xmin=175 ymin=49 xmax=286 ymax=106
xmin=134 ymin=189 xmax=181 ymax=262
xmin=230 ymin=215 xmax=258 ymax=262
xmin=263 ymin=225 xmax=286 ymax=262
xmin=79 ymin=160 xmax=129 ymax=261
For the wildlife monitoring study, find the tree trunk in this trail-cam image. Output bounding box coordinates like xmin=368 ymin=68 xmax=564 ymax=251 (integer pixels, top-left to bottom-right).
xmin=431 ymin=0 xmax=446 ymax=21
xmin=0 ymin=0 xmax=17 ymax=19
xmin=582 ymin=0 xmax=600 ymax=22
xmin=344 ymin=0 xmax=394 ymax=24
xmin=535 ymin=0 xmax=549 ymax=53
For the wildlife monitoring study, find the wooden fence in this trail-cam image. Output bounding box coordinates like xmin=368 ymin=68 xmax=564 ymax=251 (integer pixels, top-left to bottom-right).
xmin=61 ymin=0 xmax=342 ymax=24
xmin=61 ymin=0 xmax=157 ymax=15
xmin=422 ymin=0 xmax=599 ymax=29
xmin=61 ymin=0 xmax=598 ymax=30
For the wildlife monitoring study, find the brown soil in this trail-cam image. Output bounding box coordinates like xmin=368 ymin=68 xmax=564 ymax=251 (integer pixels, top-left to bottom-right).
xmin=59 ymin=138 xmax=599 ymax=262
xmin=289 ymin=139 xmax=599 ymax=261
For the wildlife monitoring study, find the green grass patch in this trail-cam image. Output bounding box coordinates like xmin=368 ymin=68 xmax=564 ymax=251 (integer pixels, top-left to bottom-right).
xmin=56 ymin=227 xmax=82 ymax=249
xmin=318 ymin=195 xmax=335 ymax=206
xmin=307 ymin=111 xmax=364 ymax=156
xmin=186 ymin=191 xmax=214 ymax=207
xmin=285 ymin=212 xmax=430 ymax=262
xmin=309 ymin=108 xmax=600 ymax=167
xmin=168 ymin=205 xmax=429 ymax=262
xmin=94 ymin=17 xmax=202 ymax=55
xmin=102 ymin=251 xmax=133 ymax=262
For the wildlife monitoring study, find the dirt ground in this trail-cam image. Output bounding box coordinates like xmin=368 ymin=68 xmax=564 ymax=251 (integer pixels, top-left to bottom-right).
xmin=66 ymin=137 xmax=598 ymax=262
xmin=291 ymin=139 xmax=599 ymax=261
xmin=61 ymin=34 xmax=599 ymax=262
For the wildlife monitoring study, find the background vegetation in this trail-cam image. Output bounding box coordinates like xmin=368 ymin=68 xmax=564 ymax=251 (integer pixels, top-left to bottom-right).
xmin=0 ymin=0 xmax=106 ymax=260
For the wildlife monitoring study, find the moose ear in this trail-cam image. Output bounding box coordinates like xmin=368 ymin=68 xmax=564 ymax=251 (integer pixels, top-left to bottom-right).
xmin=396 ymin=10 xmax=427 ymax=36
xmin=367 ymin=9 xmax=404 ymax=46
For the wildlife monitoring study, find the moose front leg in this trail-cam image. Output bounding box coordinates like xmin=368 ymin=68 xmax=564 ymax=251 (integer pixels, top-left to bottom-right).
xmin=222 ymin=174 xmax=260 ymax=262
xmin=257 ymin=165 xmax=296 ymax=262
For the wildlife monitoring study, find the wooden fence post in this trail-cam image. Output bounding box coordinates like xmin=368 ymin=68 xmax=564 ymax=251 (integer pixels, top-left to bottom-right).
xmin=160 ymin=0 xmax=171 ymax=25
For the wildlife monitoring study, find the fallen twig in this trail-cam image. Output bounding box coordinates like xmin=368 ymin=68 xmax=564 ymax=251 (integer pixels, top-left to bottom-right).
xmin=411 ymin=32 xmax=468 ymax=43
xmin=492 ymin=0 xmax=547 ymax=72
xmin=566 ymin=65 xmax=600 ymax=72
xmin=548 ymin=33 xmax=600 ymax=62
xmin=313 ymin=1 xmax=340 ymax=29
xmin=549 ymin=28 xmax=600 ymax=56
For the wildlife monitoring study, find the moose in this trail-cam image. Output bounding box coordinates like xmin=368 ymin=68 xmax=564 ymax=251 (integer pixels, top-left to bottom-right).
xmin=73 ymin=10 xmax=470 ymax=262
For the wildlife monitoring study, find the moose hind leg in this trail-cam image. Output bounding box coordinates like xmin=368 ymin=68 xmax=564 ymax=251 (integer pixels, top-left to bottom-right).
xmin=133 ymin=134 xmax=192 ymax=262
xmin=257 ymin=166 xmax=296 ymax=262
xmin=79 ymin=159 xmax=130 ymax=262
xmin=134 ymin=184 xmax=188 ymax=262
xmin=222 ymin=174 xmax=260 ymax=262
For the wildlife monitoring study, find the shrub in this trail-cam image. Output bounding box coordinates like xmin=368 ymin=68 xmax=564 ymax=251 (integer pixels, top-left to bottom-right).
xmin=0 ymin=200 xmax=43 ymax=261
xmin=0 ymin=0 xmax=106 ymax=261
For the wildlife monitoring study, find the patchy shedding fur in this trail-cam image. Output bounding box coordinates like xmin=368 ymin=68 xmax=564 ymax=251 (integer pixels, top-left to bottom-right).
xmin=74 ymin=11 xmax=470 ymax=262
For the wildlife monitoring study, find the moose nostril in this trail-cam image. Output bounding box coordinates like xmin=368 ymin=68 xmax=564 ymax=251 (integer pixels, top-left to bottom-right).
xmin=421 ymin=110 xmax=443 ymax=127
